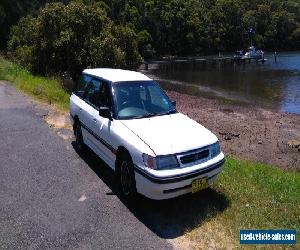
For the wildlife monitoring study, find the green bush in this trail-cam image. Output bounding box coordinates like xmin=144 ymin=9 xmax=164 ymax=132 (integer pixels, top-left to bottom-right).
xmin=7 ymin=1 xmax=142 ymax=80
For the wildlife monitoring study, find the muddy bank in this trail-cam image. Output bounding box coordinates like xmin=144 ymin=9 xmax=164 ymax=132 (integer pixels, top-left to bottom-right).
xmin=167 ymin=90 xmax=300 ymax=170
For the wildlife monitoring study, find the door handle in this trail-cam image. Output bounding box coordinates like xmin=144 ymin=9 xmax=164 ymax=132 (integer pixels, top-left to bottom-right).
xmin=93 ymin=118 xmax=97 ymax=123
xmin=79 ymin=108 xmax=82 ymax=112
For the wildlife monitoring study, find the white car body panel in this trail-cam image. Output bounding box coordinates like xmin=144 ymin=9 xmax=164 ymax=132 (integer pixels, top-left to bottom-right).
xmin=120 ymin=113 xmax=218 ymax=155
xmin=70 ymin=68 xmax=225 ymax=200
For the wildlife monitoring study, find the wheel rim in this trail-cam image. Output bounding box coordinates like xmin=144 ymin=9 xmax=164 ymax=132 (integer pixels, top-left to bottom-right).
xmin=120 ymin=161 xmax=132 ymax=196
xmin=76 ymin=123 xmax=84 ymax=149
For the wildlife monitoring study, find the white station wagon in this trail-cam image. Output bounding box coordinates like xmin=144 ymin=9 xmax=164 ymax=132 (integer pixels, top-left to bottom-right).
xmin=70 ymin=69 xmax=225 ymax=200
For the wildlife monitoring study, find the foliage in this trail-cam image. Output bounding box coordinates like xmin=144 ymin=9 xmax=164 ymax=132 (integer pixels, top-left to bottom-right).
xmin=0 ymin=0 xmax=64 ymax=48
xmin=7 ymin=1 xmax=141 ymax=79
xmin=100 ymin=0 xmax=300 ymax=54
xmin=2 ymin=0 xmax=300 ymax=78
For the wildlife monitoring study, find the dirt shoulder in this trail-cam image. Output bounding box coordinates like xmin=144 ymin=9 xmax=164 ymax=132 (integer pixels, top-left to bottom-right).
xmin=167 ymin=90 xmax=300 ymax=170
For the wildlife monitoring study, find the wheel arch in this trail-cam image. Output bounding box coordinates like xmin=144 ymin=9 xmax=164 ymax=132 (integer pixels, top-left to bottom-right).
xmin=115 ymin=146 xmax=132 ymax=173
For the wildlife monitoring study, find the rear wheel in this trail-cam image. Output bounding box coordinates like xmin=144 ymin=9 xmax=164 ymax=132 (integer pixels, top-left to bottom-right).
xmin=75 ymin=121 xmax=85 ymax=153
xmin=118 ymin=154 xmax=138 ymax=201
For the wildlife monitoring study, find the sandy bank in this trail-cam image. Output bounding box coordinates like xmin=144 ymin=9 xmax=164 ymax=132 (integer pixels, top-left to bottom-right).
xmin=167 ymin=90 xmax=300 ymax=170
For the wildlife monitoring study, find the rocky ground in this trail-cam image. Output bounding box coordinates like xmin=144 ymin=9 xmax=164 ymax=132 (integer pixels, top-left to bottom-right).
xmin=167 ymin=90 xmax=300 ymax=170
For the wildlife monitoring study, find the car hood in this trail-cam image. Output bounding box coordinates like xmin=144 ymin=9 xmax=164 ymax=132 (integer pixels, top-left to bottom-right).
xmin=120 ymin=113 xmax=218 ymax=155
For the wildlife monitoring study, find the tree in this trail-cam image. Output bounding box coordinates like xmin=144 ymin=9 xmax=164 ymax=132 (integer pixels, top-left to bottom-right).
xmin=8 ymin=1 xmax=142 ymax=79
xmin=4 ymin=0 xmax=300 ymax=63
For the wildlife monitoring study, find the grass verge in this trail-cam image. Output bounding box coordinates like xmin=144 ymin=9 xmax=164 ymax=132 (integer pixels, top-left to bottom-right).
xmin=0 ymin=56 xmax=69 ymax=110
xmin=186 ymin=156 xmax=300 ymax=248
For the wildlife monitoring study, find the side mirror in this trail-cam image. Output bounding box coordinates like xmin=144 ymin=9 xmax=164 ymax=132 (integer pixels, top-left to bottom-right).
xmin=171 ymin=101 xmax=176 ymax=107
xmin=99 ymin=106 xmax=112 ymax=120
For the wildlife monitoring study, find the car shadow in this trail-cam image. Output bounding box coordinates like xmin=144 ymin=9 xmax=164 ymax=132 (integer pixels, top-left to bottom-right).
xmin=72 ymin=142 xmax=230 ymax=239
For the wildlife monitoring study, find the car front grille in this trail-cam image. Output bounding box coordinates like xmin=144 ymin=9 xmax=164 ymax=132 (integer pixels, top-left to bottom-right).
xmin=180 ymin=149 xmax=210 ymax=164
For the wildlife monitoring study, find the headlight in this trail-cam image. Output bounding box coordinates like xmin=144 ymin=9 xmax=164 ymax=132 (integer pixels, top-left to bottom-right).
xmin=211 ymin=142 xmax=221 ymax=157
xmin=156 ymin=155 xmax=179 ymax=169
xmin=142 ymin=154 xmax=179 ymax=170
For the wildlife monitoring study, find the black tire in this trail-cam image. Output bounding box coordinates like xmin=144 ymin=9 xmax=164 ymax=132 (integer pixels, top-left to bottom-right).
xmin=118 ymin=154 xmax=138 ymax=201
xmin=75 ymin=121 xmax=86 ymax=153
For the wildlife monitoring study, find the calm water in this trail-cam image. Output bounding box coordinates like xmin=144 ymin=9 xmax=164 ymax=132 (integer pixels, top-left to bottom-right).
xmin=151 ymin=52 xmax=300 ymax=115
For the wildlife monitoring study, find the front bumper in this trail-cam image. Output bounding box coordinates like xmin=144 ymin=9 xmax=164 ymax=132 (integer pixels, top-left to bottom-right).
xmin=134 ymin=154 xmax=225 ymax=200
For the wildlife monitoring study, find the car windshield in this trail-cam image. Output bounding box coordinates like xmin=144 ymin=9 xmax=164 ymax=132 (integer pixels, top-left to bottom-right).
xmin=113 ymin=81 xmax=176 ymax=119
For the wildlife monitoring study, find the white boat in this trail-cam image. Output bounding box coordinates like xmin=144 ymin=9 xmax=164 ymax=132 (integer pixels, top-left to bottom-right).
xmin=242 ymin=46 xmax=264 ymax=59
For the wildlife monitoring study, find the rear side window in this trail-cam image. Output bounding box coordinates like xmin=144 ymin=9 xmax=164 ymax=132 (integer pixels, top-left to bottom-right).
xmin=74 ymin=74 xmax=92 ymax=97
xmin=99 ymin=82 xmax=112 ymax=108
xmin=85 ymin=79 xmax=103 ymax=108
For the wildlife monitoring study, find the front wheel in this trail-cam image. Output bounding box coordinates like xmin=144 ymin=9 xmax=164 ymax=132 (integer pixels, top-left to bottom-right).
xmin=119 ymin=155 xmax=138 ymax=201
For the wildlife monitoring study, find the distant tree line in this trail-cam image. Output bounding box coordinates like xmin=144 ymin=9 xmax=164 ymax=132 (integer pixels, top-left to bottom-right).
xmin=1 ymin=0 xmax=300 ymax=78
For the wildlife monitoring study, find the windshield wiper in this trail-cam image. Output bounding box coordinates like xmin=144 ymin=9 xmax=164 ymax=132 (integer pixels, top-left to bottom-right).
xmin=133 ymin=112 xmax=158 ymax=119
xmin=133 ymin=110 xmax=176 ymax=119
xmin=143 ymin=112 xmax=159 ymax=118
xmin=159 ymin=109 xmax=177 ymax=116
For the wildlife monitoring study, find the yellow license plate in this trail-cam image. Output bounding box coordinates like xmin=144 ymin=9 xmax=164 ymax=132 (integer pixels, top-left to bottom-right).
xmin=192 ymin=178 xmax=208 ymax=193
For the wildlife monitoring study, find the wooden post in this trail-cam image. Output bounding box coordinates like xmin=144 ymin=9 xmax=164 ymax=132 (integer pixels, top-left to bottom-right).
xmin=274 ymin=52 xmax=277 ymax=63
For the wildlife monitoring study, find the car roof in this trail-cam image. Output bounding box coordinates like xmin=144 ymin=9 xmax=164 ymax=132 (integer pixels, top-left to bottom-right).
xmin=83 ymin=68 xmax=151 ymax=83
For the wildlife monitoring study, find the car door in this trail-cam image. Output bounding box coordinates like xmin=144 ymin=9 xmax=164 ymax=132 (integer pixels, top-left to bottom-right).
xmin=78 ymin=78 xmax=103 ymax=155
xmin=70 ymin=74 xmax=92 ymax=124
xmin=88 ymin=81 xmax=116 ymax=167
